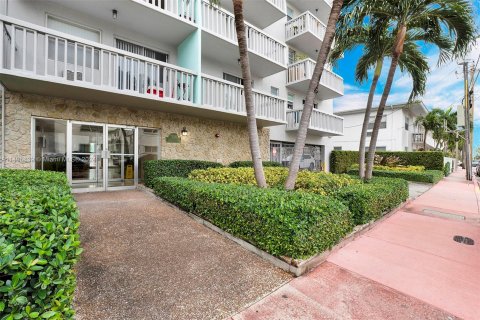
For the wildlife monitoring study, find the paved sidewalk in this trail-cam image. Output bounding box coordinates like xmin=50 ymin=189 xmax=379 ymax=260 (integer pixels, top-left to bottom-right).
xmin=73 ymin=191 xmax=291 ymax=320
xmin=233 ymin=170 xmax=479 ymax=320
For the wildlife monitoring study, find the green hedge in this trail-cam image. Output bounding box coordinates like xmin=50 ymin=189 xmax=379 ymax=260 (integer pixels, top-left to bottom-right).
xmin=444 ymin=162 xmax=451 ymax=176
xmin=153 ymin=177 xmax=353 ymax=259
xmin=348 ymin=169 xmax=444 ymax=183
xmin=335 ymin=177 xmax=409 ymax=225
xmin=330 ymin=151 xmax=444 ymax=173
xmin=0 ymin=170 xmax=81 ymax=319
xmin=144 ymin=160 xmax=223 ymax=188
xmin=229 ymin=161 xmax=282 ymax=168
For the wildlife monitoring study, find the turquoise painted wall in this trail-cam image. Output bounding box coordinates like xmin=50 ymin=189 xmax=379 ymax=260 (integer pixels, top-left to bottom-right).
xmin=177 ymin=0 xmax=201 ymax=104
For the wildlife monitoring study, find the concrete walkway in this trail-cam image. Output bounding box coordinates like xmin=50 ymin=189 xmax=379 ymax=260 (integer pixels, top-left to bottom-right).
xmin=233 ymin=170 xmax=480 ymax=320
xmin=74 ymin=191 xmax=291 ymax=320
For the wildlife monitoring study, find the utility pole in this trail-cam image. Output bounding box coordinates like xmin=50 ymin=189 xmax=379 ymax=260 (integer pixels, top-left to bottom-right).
xmin=461 ymin=61 xmax=472 ymax=181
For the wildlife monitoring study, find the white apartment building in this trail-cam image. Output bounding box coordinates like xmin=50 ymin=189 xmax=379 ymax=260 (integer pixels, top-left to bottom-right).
xmin=0 ymin=0 xmax=343 ymax=192
xmin=331 ymin=102 xmax=435 ymax=152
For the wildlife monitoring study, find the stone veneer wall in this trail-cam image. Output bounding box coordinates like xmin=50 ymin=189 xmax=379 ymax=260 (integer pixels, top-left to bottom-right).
xmin=3 ymin=91 xmax=270 ymax=169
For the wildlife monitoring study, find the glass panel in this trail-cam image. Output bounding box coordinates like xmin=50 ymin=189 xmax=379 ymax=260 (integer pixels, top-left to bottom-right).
xmin=34 ymin=118 xmax=67 ymax=172
xmin=138 ymin=128 xmax=160 ymax=182
xmin=108 ymin=127 xmax=135 ymax=154
xmin=71 ymin=123 xmax=103 ymax=189
xmin=107 ymin=126 xmax=135 ymax=188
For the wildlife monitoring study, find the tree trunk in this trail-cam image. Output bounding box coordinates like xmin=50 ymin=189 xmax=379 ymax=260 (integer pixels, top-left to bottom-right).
xmin=423 ymin=129 xmax=428 ymax=150
xmin=284 ymin=0 xmax=344 ymax=190
xmin=365 ymin=24 xmax=407 ymax=180
xmin=359 ymin=59 xmax=383 ymax=179
xmin=232 ymin=0 xmax=267 ymax=188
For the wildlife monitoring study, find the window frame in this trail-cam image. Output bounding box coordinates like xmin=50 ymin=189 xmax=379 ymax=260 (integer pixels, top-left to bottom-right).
xmin=46 ymin=13 xmax=102 ymax=43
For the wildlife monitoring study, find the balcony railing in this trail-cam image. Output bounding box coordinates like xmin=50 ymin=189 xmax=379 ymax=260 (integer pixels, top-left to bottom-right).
xmin=202 ymin=74 xmax=286 ymax=122
xmin=139 ymin=0 xmax=196 ymax=23
xmin=268 ymin=0 xmax=287 ymax=12
xmin=285 ymin=11 xmax=326 ymax=42
xmin=201 ymin=1 xmax=286 ymax=66
xmin=286 ymin=109 xmax=343 ymax=135
xmin=287 ymin=58 xmax=344 ymax=93
xmin=0 ymin=16 xmax=196 ymax=104
xmin=413 ymin=133 xmax=425 ymax=143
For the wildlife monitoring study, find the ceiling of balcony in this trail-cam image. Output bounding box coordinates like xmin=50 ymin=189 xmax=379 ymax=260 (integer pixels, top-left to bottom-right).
xmin=293 ymin=0 xmax=332 ymax=24
xmin=286 ymin=31 xmax=323 ymax=60
xmin=219 ymin=0 xmax=286 ymax=29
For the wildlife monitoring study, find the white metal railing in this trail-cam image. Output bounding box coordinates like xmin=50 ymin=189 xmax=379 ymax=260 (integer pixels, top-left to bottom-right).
xmin=202 ymin=74 xmax=286 ymax=122
xmin=287 ymin=58 xmax=344 ymax=93
xmin=139 ymin=0 xmax=196 ymax=23
xmin=201 ymin=1 xmax=286 ymax=66
xmin=286 ymin=109 xmax=343 ymax=134
xmin=285 ymin=11 xmax=326 ymax=42
xmin=0 ymin=16 xmax=197 ymax=104
xmin=268 ymin=0 xmax=287 ymax=12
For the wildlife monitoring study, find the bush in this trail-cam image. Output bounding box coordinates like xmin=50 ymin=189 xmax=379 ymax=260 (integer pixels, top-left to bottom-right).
xmin=331 ymin=151 xmax=444 ymax=173
xmin=152 ymin=177 xmax=353 ymax=259
xmin=348 ymin=169 xmax=444 ymax=183
xmin=444 ymin=162 xmax=451 ymax=176
xmin=189 ymin=167 xmax=360 ymax=196
xmin=351 ymin=164 xmax=425 ymax=172
xmin=144 ymin=159 xmax=223 ymax=188
xmin=335 ymin=177 xmax=409 ymax=225
xmin=0 ymin=170 xmax=81 ymax=319
xmin=229 ymin=161 xmax=282 ymax=168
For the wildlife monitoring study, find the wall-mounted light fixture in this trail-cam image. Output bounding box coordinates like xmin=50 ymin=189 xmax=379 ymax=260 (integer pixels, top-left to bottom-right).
xmin=181 ymin=127 xmax=189 ymax=136
xmin=237 ymin=58 xmax=241 ymax=65
xmin=112 ymin=9 xmax=118 ymax=20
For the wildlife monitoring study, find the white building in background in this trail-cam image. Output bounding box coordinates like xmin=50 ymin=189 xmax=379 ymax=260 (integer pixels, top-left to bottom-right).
xmin=331 ymin=102 xmax=435 ymax=152
xmin=0 ymin=0 xmax=343 ymax=192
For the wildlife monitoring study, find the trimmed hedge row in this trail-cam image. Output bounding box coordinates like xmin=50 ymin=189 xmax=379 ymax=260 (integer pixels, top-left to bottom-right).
xmin=444 ymin=162 xmax=451 ymax=176
xmin=335 ymin=177 xmax=409 ymax=225
xmin=144 ymin=160 xmax=223 ymax=188
xmin=330 ymin=151 xmax=444 ymax=173
xmin=229 ymin=161 xmax=282 ymax=168
xmin=0 ymin=170 xmax=81 ymax=319
xmin=152 ymin=177 xmax=353 ymax=259
xmin=189 ymin=167 xmax=360 ymax=196
xmin=348 ymin=169 xmax=444 ymax=183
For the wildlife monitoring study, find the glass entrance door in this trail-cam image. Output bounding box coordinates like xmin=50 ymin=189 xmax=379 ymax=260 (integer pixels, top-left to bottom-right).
xmin=67 ymin=122 xmax=137 ymax=192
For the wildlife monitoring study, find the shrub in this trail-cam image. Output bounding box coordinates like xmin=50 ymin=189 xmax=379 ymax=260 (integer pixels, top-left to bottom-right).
xmin=0 ymin=169 xmax=81 ymax=319
xmin=351 ymin=164 xmax=425 ymax=172
xmin=189 ymin=167 xmax=360 ymax=196
xmin=229 ymin=161 xmax=282 ymax=168
xmin=348 ymin=169 xmax=444 ymax=183
xmin=335 ymin=177 xmax=409 ymax=225
xmin=144 ymin=159 xmax=223 ymax=188
xmin=330 ymin=151 xmax=444 ymax=173
xmin=152 ymin=177 xmax=353 ymax=259
xmin=444 ymin=162 xmax=451 ymax=176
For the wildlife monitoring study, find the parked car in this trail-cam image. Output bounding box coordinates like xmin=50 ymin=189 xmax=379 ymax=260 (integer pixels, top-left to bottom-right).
xmin=283 ymin=154 xmax=316 ymax=170
xmin=472 ymin=161 xmax=479 ymax=175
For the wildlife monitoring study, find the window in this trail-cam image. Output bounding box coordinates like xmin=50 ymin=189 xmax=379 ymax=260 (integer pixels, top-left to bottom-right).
xmin=287 ymin=93 xmax=294 ymax=110
xmin=367 ymin=131 xmax=372 ymax=137
xmin=288 ymin=49 xmax=296 ymax=65
xmin=287 ymin=7 xmax=294 ymax=21
xmin=116 ymin=38 xmax=168 ymax=62
xmin=302 ymin=99 xmax=318 ymax=109
xmin=270 ymin=142 xmax=325 ymax=171
xmin=368 ymin=116 xmax=386 ymax=129
xmin=138 ymin=128 xmax=161 ymax=182
xmin=405 ymin=116 xmax=409 ymax=131
xmin=270 ymin=86 xmax=279 ymax=96
xmin=376 ymin=146 xmax=387 ymax=151
xmin=223 ymin=72 xmax=243 ymax=85
xmin=47 ymin=15 xmax=100 ymax=42
xmin=334 ymin=146 xmax=342 ymax=151
xmin=33 ymin=118 xmax=67 ymax=173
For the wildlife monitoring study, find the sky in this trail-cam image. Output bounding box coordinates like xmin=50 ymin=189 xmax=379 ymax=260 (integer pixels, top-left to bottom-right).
xmin=332 ymin=0 xmax=480 ymax=156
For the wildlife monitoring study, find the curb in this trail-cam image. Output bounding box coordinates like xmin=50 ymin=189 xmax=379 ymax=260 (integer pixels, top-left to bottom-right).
xmin=138 ymin=184 xmax=411 ymax=277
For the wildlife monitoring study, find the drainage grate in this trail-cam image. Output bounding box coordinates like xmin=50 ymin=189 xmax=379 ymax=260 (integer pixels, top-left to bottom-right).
xmin=453 ymin=235 xmax=475 ymax=245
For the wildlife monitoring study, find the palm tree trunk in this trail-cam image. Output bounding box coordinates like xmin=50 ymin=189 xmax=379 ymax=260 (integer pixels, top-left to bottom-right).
xmin=232 ymin=0 xmax=267 ymax=188
xmin=284 ymin=0 xmax=344 ymax=190
xmin=359 ymin=59 xmax=383 ymax=179
xmin=423 ymin=129 xmax=428 ymax=150
xmin=365 ymin=25 xmax=407 ymax=180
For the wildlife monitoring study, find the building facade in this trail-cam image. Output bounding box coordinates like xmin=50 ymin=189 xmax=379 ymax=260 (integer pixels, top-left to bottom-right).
xmin=331 ymin=102 xmax=435 ymax=152
xmin=0 ymin=0 xmax=343 ymax=192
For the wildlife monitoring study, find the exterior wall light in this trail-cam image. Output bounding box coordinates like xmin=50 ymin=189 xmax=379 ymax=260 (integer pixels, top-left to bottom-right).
xmin=112 ymin=9 xmax=118 ymax=20
xmin=181 ymin=127 xmax=188 ymax=136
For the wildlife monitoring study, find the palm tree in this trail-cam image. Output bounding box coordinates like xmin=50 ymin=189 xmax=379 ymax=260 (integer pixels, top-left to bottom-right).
xmin=331 ymin=23 xmax=429 ymax=179
xmin=284 ymin=0 xmax=344 ymax=190
xmin=210 ymin=0 xmax=267 ymax=187
xmin=414 ymin=108 xmax=443 ymax=150
xmin=352 ymin=0 xmax=476 ymax=180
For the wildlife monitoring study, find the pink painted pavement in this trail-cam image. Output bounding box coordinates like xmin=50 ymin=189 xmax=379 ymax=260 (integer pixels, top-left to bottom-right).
xmin=232 ymin=170 xmax=479 ymax=320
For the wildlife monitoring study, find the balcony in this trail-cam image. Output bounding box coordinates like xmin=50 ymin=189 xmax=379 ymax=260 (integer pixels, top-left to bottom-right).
xmin=412 ymin=133 xmax=425 ymax=144
xmin=285 ymin=11 xmax=326 ymax=59
xmin=287 ymin=59 xmax=343 ymax=99
xmin=293 ymin=0 xmax=333 ymax=24
xmin=219 ymin=0 xmax=286 ymax=28
xmin=202 ymin=74 xmax=286 ymax=125
xmin=201 ymin=1 xmax=287 ymax=77
xmin=286 ymin=109 xmax=343 ymax=136
xmin=0 ymin=16 xmax=286 ymax=127
xmin=46 ymin=0 xmax=197 ymax=47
